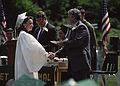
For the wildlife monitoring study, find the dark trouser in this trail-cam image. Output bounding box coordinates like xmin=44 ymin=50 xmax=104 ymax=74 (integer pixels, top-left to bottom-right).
xmin=91 ymin=56 xmax=97 ymax=70
xmin=91 ymin=49 xmax=97 ymax=70
xmin=70 ymin=70 xmax=90 ymax=82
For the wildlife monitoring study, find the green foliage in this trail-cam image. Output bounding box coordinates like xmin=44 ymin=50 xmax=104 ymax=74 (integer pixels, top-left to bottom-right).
xmin=94 ymin=27 xmax=120 ymax=44
xmin=44 ymin=0 xmax=70 ymax=21
xmin=108 ymin=0 xmax=120 ymax=29
xmin=109 ymin=28 xmax=120 ymax=37
xmin=5 ymin=0 xmax=120 ymax=35
xmin=16 ymin=0 xmax=41 ymax=14
xmin=77 ymin=0 xmax=101 ymax=23
xmin=110 ymin=18 xmax=120 ymax=29
xmin=14 ymin=0 xmax=120 ymax=29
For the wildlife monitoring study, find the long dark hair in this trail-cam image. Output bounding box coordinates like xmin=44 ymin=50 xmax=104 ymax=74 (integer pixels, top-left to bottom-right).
xmin=17 ymin=16 xmax=33 ymax=35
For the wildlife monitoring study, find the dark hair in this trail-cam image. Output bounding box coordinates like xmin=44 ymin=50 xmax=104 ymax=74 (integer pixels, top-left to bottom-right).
xmin=68 ymin=8 xmax=80 ymax=20
xmin=60 ymin=24 xmax=68 ymax=34
xmin=35 ymin=11 xmax=47 ymax=19
xmin=22 ymin=16 xmax=33 ymax=25
xmin=80 ymin=8 xmax=85 ymax=15
xmin=18 ymin=16 xmax=33 ymax=34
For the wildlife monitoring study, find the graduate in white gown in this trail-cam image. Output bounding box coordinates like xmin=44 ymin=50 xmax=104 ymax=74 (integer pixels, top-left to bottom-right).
xmin=15 ymin=16 xmax=54 ymax=80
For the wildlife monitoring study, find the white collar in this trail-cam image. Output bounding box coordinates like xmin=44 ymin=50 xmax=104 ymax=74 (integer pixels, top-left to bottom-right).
xmin=44 ymin=20 xmax=48 ymax=27
xmin=42 ymin=20 xmax=48 ymax=32
xmin=72 ymin=21 xmax=83 ymax=30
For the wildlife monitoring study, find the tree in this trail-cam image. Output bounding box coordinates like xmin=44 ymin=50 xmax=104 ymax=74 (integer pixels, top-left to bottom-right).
xmin=16 ymin=0 xmax=41 ymax=14
xmin=3 ymin=0 xmax=17 ymax=28
xmin=4 ymin=0 xmax=120 ymax=30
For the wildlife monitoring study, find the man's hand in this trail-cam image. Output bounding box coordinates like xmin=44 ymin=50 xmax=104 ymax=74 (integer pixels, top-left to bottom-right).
xmin=57 ymin=40 xmax=64 ymax=47
xmin=57 ymin=38 xmax=68 ymax=47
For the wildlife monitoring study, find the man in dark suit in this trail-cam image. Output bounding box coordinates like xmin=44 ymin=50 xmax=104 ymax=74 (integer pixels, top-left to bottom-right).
xmin=34 ymin=11 xmax=57 ymax=52
xmin=80 ymin=8 xmax=97 ymax=70
xmin=57 ymin=8 xmax=91 ymax=82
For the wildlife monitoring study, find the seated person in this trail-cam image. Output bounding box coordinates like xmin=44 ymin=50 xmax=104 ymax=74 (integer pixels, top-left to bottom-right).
xmin=6 ymin=28 xmax=15 ymax=41
xmin=54 ymin=24 xmax=72 ymax=81
xmin=55 ymin=24 xmax=71 ymax=58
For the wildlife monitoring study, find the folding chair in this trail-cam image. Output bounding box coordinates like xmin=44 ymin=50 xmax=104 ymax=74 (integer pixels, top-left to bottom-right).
xmin=90 ymin=51 xmax=119 ymax=86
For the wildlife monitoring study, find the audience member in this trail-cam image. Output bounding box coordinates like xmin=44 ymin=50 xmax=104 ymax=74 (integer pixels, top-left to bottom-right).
xmin=6 ymin=28 xmax=15 ymax=41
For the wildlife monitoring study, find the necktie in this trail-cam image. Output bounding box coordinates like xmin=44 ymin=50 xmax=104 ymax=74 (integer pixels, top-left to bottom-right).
xmin=37 ymin=28 xmax=43 ymax=40
xmin=67 ymin=29 xmax=72 ymax=40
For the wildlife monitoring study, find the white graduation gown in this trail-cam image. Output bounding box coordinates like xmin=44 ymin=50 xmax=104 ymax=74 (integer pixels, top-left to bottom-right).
xmin=15 ymin=31 xmax=48 ymax=80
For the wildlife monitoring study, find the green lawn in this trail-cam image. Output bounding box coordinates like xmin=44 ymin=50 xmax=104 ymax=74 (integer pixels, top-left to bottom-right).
xmin=118 ymin=56 xmax=120 ymax=70
xmin=107 ymin=56 xmax=120 ymax=86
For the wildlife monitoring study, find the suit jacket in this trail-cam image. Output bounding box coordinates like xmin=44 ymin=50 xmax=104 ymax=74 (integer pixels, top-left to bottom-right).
xmin=34 ymin=23 xmax=57 ymax=52
xmin=83 ymin=20 xmax=97 ymax=70
xmin=64 ymin=21 xmax=90 ymax=72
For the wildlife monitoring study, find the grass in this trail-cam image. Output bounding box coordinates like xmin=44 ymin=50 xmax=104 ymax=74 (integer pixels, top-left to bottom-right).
xmin=108 ymin=56 xmax=120 ymax=86
xmin=96 ymin=56 xmax=120 ymax=86
xmin=107 ymin=56 xmax=120 ymax=86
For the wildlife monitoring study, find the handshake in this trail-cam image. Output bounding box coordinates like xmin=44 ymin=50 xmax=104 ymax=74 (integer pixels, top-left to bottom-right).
xmin=48 ymin=38 xmax=68 ymax=60
xmin=47 ymin=52 xmax=55 ymax=60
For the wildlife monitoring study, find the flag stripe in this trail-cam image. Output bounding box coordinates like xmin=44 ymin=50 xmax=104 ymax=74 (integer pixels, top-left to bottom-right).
xmin=102 ymin=12 xmax=110 ymax=31
xmin=0 ymin=0 xmax=7 ymax=42
xmin=102 ymin=17 xmax=110 ymax=32
xmin=0 ymin=0 xmax=6 ymax=22
xmin=102 ymin=23 xmax=110 ymax=38
xmin=102 ymin=12 xmax=108 ymax=23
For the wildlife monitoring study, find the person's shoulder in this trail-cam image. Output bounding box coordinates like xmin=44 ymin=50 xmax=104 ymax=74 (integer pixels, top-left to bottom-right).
xmin=19 ymin=31 xmax=33 ymax=40
xmin=34 ymin=27 xmax=40 ymax=32
xmin=84 ymin=20 xmax=94 ymax=28
xmin=19 ymin=31 xmax=28 ymax=36
xmin=47 ymin=23 xmax=56 ymax=29
xmin=78 ymin=22 xmax=87 ymax=29
xmin=20 ymin=31 xmax=26 ymax=34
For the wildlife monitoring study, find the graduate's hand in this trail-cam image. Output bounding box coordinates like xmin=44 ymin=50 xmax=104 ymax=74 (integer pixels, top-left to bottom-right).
xmin=48 ymin=52 xmax=55 ymax=60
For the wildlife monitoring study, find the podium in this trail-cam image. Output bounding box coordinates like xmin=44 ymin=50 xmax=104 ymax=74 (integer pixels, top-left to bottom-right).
xmin=0 ymin=65 xmax=14 ymax=86
xmin=5 ymin=40 xmax=17 ymax=65
xmin=38 ymin=64 xmax=57 ymax=86
xmin=46 ymin=58 xmax=68 ymax=85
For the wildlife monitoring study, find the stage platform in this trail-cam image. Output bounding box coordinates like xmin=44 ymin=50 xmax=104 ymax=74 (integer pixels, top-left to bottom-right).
xmin=0 ymin=57 xmax=68 ymax=86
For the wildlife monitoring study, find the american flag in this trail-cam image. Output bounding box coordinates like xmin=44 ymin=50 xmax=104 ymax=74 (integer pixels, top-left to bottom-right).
xmin=0 ymin=0 xmax=7 ymax=42
xmin=101 ymin=0 xmax=111 ymax=47
xmin=0 ymin=0 xmax=6 ymax=23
